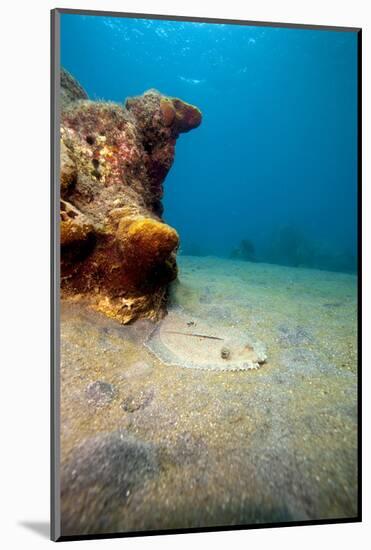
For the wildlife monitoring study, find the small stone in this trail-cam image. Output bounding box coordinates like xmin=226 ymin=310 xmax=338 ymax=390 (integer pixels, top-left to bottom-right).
xmin=85 ymin=381 xmax=117 ymax=406
xmin=121 ymin=388 xmax=154 ymax=413
xmin=221 ymin=346 xmax=231 ymax=360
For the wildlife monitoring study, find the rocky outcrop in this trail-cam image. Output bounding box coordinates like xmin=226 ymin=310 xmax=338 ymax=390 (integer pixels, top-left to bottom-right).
xmin=60 ymin=68 xmax=88 ymax=109
xmin=60 ymin=69 xmax=202 ymax=323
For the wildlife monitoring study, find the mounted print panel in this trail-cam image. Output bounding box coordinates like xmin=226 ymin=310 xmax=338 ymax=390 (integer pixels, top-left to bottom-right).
xmin=51 ymin=9 xmax=361 ymax=541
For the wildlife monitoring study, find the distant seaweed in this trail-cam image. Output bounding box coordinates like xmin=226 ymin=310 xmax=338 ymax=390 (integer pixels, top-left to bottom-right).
xmin=179 ymin=242 xmax=204 ymax=256
xmin=230 ymin=239 xmax=256 ymax=262
xmin=262 ymin=225 xmax=357 ymax=273
xmin=265 ymin=225 xmax=314 ymax=268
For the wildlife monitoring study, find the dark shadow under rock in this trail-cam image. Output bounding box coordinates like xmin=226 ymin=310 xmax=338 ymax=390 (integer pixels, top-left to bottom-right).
xmin=168 ymin=431 xmax=209 ymax=467
xmin=61 ymin=430 xmax=159 ymax=535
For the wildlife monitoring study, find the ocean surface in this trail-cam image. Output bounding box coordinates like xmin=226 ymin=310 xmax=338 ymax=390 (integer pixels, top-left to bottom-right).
xmin=59 ymin=13 xmax=358 ymax=536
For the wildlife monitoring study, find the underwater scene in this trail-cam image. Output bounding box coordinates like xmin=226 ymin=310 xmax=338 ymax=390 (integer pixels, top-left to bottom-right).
xmin=58 ymin=13 xmax=359 ymax=537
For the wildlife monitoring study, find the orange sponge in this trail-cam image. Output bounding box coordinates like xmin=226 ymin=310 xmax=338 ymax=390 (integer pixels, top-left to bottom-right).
xmin=119 ymin=218 xmax=179 ymax=269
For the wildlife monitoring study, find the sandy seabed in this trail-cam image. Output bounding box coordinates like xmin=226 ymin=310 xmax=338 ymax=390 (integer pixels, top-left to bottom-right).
xmin=60 ymin=255 xmax=358 ymax=536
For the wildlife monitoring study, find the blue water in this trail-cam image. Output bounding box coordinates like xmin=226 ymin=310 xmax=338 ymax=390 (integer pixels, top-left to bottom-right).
xmin=61 ymin=13 xmax=358 ymax=273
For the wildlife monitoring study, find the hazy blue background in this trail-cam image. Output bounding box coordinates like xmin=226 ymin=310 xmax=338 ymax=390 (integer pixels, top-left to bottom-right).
xmin=61 ymin=14 xmax=358 ymax=272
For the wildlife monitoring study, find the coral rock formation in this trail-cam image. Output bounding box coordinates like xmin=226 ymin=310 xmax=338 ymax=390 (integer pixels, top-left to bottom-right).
xmin=60 ymin=69 xmax=201 ymax=323
xmin=60 ymin=68 xmax=88 ymax=109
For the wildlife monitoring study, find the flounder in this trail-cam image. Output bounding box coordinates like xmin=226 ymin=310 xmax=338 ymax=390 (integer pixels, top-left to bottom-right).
xmin=145 ymin=310 xmax=267 ymax=371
